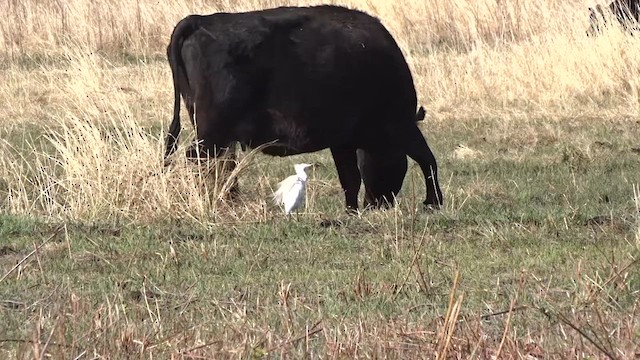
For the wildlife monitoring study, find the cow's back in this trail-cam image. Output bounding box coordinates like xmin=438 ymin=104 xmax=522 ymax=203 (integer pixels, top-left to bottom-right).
xmin=264 ymin=6 xmax=417 ymax=120
xmin=177 ymin=5 xmax=418 ymax=153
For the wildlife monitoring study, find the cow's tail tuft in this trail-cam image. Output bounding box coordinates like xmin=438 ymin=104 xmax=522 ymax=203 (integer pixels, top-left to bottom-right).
xmin=415 ymin=106 xmax=426 ymax=122
xmin=164 ymin=15 xmax=201 ymax=163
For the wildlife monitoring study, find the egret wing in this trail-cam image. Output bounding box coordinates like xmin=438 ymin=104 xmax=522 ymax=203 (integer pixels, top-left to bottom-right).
xmin=284 ymin=181 xmax=306 ymax=213
xmin=273 ymin=175 xmax=298 ymax=204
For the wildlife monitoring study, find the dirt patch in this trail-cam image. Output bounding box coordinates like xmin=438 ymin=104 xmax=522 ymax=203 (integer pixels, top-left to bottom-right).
xmin=0 ymin=245 xmax=17 ymax=256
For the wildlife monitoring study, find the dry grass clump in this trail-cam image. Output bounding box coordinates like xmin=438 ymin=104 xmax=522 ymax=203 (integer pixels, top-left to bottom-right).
xmin=0 ymin=114 xmax=260 ymax=224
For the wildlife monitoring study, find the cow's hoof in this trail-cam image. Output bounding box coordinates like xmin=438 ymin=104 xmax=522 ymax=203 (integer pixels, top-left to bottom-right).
xmin=364 ymin=198 xmax=395 ymax=210
xmin=319 ymin=219 xmax=344 ymax=228
xmin=345 ymin=207 xmax=359 ymax=216
xmin=423 ymin=202 xmax=441 ymax=213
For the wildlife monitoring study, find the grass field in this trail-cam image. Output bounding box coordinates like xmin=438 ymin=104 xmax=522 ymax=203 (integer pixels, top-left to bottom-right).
xmin=1 ymin=0 xmax=640 ymax=358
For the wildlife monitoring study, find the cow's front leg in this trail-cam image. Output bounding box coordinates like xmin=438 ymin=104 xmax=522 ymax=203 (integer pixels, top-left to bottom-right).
xmin=330 ymin=147 xmax=361 ymax=213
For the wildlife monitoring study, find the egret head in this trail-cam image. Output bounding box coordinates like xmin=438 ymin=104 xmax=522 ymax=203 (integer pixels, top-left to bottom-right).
xmin=294 ymin=163 xmax=314 ymax=174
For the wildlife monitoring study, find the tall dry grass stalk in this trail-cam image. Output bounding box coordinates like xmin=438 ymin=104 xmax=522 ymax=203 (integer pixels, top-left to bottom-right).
xmin=0 ymin=112 xmax=270 ymax=224
xmin=634 ymin=184 xmax=640 ymax=242
xmin=1 ymin=0 xmax=639 ymax=223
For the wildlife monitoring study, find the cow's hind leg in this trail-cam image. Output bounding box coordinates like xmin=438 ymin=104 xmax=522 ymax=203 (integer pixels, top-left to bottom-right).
xmin=330 ymin=147 xmax=361 ymax=212
xmin=396 ymin=123 xmax=443 ymax=209
xmin=187 ymin=100 xmax=240 ymax=200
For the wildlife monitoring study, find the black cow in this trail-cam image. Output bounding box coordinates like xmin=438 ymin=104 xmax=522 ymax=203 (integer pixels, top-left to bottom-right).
xmin=357 ymin=106 xmax=426 ymax=209
xmin=587 ymin=0 xmax=640 ymax=35
xmin=164 ymin=5 xmax=443 ymax=211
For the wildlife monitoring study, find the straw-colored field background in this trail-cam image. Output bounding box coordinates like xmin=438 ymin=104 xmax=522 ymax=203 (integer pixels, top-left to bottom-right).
xmin=1 ymin=0 xmax=638 ymax=223
xmin=2 ymin=0 xmax=639 ymax=121
xmin=1 ymin=1 xmax=639 ymax=358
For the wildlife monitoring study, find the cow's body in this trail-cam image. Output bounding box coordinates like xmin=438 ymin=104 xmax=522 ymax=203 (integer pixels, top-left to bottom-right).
xmin=165 ymin=5 xmax=443 ymax=210
xmin=587 ymin=0 xmax=640 ymax=35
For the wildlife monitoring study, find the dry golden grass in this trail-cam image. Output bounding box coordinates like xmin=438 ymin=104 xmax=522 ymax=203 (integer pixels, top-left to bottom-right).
xmin=1 ymin=0 xmax=639 ymax=223
xmin=2 ymin=3 xmax=640 ymax=358
xmin=1 ymin=0 xmax=639 ymax=121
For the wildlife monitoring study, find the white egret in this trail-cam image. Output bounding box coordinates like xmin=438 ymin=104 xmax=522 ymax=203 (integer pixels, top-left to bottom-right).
xmin=273 ymin=163 xmax=314 ymax=215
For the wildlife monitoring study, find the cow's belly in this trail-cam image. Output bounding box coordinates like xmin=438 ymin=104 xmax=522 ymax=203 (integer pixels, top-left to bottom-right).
xmin=237 ymin=109 xmax=359 ymax=156
xmin=258 ymin=141 xmax=327 ymax=157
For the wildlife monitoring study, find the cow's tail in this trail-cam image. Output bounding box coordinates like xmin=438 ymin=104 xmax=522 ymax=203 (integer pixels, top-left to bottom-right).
xmin=164 ymin=15 xmax=201 ymax=162
xmin=415 ymin=106 xmax=426 ymax=122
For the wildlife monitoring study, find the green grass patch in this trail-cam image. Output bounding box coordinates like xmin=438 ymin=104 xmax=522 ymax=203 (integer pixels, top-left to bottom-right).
xmin=1 ymin=115 xmax=639 ymax=357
